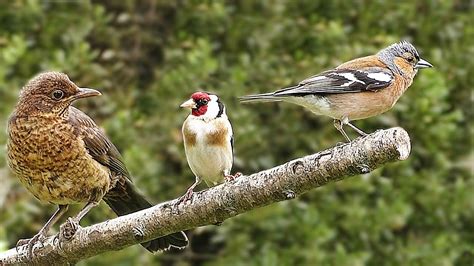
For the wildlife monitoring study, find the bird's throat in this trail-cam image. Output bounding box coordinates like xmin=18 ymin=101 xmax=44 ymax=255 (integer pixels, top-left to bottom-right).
xmin=192 ymin=106 xmax=207 ymax=116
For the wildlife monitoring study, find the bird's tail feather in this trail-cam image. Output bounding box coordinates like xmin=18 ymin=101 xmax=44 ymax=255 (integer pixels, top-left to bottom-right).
xmin=104 ymin=179 xmax=188 ymax=252
xmin=239 ymin=92 xmax=282 ymax=103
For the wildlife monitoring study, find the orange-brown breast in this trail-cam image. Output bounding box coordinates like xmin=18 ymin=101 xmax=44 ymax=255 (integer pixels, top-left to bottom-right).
xmin=327 ymin=73 xmax=411 ymax=121
xmin=327 ymin=55 xmax=415 ymax=120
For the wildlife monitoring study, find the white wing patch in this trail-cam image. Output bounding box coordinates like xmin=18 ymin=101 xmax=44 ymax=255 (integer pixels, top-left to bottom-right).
xmin=338 ymin=72 xmax=365 ymax=87
xmin=367 ymin=72 xmax=392 ymax=82
xmin=302 ymin=75 xmax=326 ymax=83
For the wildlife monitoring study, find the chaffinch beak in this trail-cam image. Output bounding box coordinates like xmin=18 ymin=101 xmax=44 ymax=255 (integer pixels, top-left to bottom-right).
xmin=74 ymin=88 xmax=102 ymax=99
xmin=415 ymin=58 xmax=433 ymax=69
xmin=180 ymin=98 xmax=197 ymax=109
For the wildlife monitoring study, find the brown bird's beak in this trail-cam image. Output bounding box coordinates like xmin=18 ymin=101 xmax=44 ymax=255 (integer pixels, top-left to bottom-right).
xmin=74 ymin=87 xmax=102 ymax=99
xmin=415 ymin=58 xmax=433 ymax=69
xmin=180 ymin=98 xmax=197 ymax=109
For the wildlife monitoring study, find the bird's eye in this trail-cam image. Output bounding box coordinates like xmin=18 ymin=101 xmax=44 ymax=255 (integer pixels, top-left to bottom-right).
xmin=51 ymin=90 xmax=64 ymax=100
xmin=407 ymin=56 xmax=415 ymax=63
xmin=198 ymin=99 xmax=208 ymax=105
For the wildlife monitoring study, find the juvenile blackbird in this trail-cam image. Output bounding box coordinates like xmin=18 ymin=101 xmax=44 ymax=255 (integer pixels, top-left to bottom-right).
xmin=7 ymin=72 xmax=188 ymax=257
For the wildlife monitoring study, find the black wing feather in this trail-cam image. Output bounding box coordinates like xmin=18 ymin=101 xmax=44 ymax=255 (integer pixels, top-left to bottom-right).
xmin=68 ymin=107 xmax=131 ymax=180
xmin=68 ymin=107 xmax=188 ymax=251
xmin=273 ymin=68 xmax=393 ymax=97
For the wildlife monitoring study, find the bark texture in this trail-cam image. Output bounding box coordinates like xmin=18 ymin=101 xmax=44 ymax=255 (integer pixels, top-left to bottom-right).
xmin=0 ymin=127 xmax=411 ymax=265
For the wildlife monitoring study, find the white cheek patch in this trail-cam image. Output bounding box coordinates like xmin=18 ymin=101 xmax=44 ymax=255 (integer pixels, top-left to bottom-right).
xmin=205 ymin=101 xmax=220 ymax=118
xmin=367 ymin=72 xmax=392 ymax=82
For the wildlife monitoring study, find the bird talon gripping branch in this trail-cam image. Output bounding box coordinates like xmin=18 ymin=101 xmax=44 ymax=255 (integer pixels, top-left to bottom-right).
xmin=60 ymin=218 xmax=80 ymax=241
xmin=225 ymin=172 xmax=242 ymax=182
xmin=177 ymin=189 xmax=196 ymax=204
xmin=240 ymin=41 xmax=432 ymax=142
xmin=16 ymin=233 xmax=43 ymax=259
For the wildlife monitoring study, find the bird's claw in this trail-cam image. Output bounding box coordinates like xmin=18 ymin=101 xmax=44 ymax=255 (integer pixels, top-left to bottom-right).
xmin=171 ymin=189 xmax=194 ymax=214
xmin=172 ymin=189 xmax=195 ymax=214
xmin=225 ymin=172 xmax=242 ymax=182
xmin=60 ymin=217 xmax=80 ymax=241
xmin=176 ymin=189 xmax=195 ymax=205
xmin=16 ymin=231 xmax=46 ymax=259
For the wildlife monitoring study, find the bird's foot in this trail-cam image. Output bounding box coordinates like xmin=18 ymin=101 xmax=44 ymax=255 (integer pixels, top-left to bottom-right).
xmin=180 ymin=188 xmax=195 ymax=203
xmin=176 ymin=188 xmax=195 ymax=205
xmin=16 ymin=231 xmax=47 ymax=259
xmin=225 ymin=172 xmax=242 ymax=182
xmin=59 ymin=217 xmax=80 ymax=241
xmin=172 ymin=189 xmax=196 ymax=214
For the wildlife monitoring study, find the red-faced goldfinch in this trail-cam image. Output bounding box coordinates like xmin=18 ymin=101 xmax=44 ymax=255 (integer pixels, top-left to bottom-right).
xmin=240 ymin=41 xmax=432 ymax=141
xmin=179 ymin=92 xmax=239 ymax=202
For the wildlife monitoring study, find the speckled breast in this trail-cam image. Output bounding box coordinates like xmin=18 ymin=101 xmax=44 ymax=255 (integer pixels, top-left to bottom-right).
xmin=7 ymin=115 xmax=111 ymax=205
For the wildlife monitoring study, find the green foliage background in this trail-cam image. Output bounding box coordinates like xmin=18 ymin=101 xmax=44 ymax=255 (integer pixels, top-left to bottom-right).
xmin=0 ymin=1 xmax=472 ymax=265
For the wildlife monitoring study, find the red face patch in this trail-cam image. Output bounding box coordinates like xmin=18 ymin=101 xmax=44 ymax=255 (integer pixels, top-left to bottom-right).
xmin=191 ymin=92 xmax=211 ymax=102
xmin=191 ymin=92 xmax=211 ymax=117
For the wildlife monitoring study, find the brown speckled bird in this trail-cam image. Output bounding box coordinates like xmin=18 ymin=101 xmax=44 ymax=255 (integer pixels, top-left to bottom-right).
xmin=7 ymin=72 xmax=188 ymax=256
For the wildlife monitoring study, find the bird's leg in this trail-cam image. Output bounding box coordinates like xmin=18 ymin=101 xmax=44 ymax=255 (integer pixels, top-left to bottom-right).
xmin=74 ymin=201 xmax=99 ymax=222
xmin=16 ymin=205 xmax=68 ymax=259
xmin=224 ymin=170 xmax=242 ymax=182
xmin=176 ymin=176 xmax=202 ymax=205
xmin=346 ymin=122 xmax=368 ymax=136
xmin=333 ymin=119 xmax=351 ymax=142
xmin=60 ymin=202 xmax=98 ymax=241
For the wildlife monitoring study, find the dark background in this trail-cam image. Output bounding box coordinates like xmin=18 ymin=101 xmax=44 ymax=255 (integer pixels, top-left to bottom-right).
xmin=0 ymin=1 xmax=472 ymax=265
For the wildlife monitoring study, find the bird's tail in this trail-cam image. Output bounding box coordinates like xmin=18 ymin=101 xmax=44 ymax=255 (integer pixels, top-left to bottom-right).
xmin=239 ymin=92 xmax=282 ymax=103
xmin=104 ymin=179 xmax=188 ymax=252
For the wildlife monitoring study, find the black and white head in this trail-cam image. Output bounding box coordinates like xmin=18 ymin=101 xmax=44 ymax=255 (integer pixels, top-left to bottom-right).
xmin=377 ymin=41 xmax=433 ymax=75
xmin=180 ymin=92 xmax=225 ymax=120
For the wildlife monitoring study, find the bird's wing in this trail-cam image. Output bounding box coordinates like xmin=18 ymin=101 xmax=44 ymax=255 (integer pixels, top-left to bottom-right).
xmin=68 ymin=106 xmax=131 ymax=180
xmin=273 ymin=68 xmax=394 ymax=96
xmin=68 ymin=108 xmax=188 ymax=251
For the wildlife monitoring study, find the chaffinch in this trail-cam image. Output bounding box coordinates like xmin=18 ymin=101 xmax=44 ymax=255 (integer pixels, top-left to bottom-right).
xmin=240 ymin=41 xmax=433 ymax=141
xmin=178 ymin=92 xmax=240 ymax=203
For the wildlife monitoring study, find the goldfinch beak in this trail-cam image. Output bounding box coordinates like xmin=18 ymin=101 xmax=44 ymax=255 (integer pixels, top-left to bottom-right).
xmin=180 ymin=99 xmax=197 ymax=109
xmin=415 ymin=58 xmax=433 ymax=69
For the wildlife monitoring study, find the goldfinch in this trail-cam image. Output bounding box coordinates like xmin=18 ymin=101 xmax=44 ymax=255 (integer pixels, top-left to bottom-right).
xmin=179 ymin=92 xmax=239 ymax=202
xmin=240 ymin=41 xmax=432 ymax=141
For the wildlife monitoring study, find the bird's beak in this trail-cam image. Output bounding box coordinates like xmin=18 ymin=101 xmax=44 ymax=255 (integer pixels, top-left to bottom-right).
xmin=415 ymin=58 xmax=433 ymax=69
xmin=180 ymin=98 xmax=196 ymax=109
xmin=74 ymin=87 xmax=102 ymax=99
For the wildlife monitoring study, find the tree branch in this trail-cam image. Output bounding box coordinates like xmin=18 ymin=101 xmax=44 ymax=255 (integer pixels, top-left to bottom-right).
xmin=0 ymin=127 xmax=411 ymax=265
